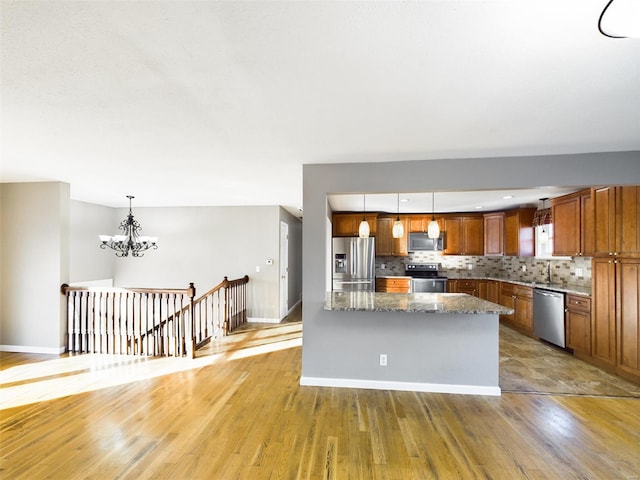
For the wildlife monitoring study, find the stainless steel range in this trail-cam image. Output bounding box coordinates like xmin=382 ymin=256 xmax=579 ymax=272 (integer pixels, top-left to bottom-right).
xmin=405 ymin=263 xmax=448 ymax=293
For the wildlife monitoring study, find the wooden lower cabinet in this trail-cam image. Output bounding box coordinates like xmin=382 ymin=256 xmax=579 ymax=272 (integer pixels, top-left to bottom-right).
xmin=376 ymin=277 xmax=411 ymax=293
xmin=476 ymin=280 xmax=488 ymax=300
xmin=500 ymin=283 xmax=516 ymax=324
xmin=617 ymin=258 xmax=640 ymax=379
xmin=566 ymin=294 xmax=592 ymax=356
xmin=487 ymin=280 xmax=500 ymax=304
xmin=592 ymin=258 xmax=617 ymax=367
xmin=499 ymin=282 xmax=533 ymax=334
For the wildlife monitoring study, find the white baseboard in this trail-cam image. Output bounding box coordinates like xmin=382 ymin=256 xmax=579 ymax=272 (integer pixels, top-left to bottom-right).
xmin=284 ymin=299 xmax=301 ymax=318
xmin=299 ymin=376 xmax=501 ymax=396
xmin=0 ymin=344 xmax=65 ymax=355
xmin=247 ymin=317 xmax=281 ymax=324
xmin=248 ymin=299 xmax=301 ymax=324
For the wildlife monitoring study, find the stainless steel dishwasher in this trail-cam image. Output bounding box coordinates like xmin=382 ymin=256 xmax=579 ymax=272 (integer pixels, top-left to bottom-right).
xmin=533 ymin=289 xmax=565 ymax=348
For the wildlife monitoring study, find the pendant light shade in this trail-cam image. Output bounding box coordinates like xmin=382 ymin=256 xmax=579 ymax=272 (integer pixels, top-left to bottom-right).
xmin=392 ymin=193 xmax=404 ymax=238
xmin=427 ymin=192 xmax=440 ymax=239
xmin=358 ymin=194 xmax=370 ymax=238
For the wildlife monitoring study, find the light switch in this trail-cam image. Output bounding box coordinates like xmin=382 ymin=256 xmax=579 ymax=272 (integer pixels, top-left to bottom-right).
xmin=256 ymin=266 xmax=260 ymax=273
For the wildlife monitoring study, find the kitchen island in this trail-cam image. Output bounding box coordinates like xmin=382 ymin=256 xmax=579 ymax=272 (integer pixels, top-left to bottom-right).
xmin=300 ymin=292 xmax=513 ymax=396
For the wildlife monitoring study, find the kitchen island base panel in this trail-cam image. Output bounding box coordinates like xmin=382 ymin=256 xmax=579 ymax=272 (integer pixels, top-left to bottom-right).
xmin=301 ymin=309 xmax=500 ymax=395
xmin=300 ymin=376 xmax=501 ymax=396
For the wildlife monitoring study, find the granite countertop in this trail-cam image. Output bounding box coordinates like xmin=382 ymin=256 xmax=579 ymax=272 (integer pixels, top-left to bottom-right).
xmin=325 ymin=291 xmax=514 ymax=315
xmin=446 ymin=274 xmax=591 ymax=297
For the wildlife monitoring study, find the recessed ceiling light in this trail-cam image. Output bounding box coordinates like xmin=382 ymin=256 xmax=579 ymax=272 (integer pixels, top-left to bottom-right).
xmin=503 ymin=195 xmax=514 ymax=199
xmin=475 ymin=206 xmax=484 ymax=209
xmin=400 ymin=198 xmax=409 ymax=203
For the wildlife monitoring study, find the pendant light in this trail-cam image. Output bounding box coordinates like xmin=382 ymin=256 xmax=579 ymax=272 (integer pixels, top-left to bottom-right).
xmin=427 ymin=192 xmax=440 ymax=239
xmin=358 ymin=194 xmax=370 ymax=238
xmin=392 ymin=193 xmax=404 ymax=238
xmin=539 ymin=198 xmax=549 ymax=241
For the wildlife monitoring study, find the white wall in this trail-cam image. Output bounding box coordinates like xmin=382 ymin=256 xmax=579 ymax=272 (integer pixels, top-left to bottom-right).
xmin=0 ymin=182 xmax=69 ymax=353
xmin=301 ymin=151 xmax=640 ymax=384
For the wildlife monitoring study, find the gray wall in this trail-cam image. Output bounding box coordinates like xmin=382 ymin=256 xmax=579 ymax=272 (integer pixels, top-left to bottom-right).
xmin=280 ymin=207 xmax=303 ymax=313
xmin=99 ymin=205 xmax=297 ymax=321
xmin=70 ymin=200 xmax=115 ymax=283
xmin=301 ymin=151 xmax=640 ymax=383
xmin=1 ymin=187 xmax=302 ymax=352
xmin=0 ymin=182 xmax=70 ymax=353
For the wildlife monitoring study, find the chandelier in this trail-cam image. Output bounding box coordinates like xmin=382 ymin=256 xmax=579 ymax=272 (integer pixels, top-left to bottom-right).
xmin=99 ymin=195 xmax=158 ymax=257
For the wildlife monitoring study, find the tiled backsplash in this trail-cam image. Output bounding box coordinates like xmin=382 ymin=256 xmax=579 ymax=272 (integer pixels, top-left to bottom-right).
xmin=376 ymin=252 xmax=592 ymax=288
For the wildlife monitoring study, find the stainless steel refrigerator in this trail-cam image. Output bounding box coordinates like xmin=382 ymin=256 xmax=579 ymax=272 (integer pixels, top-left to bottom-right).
xmin=332 ymin=237 xmax=375 ymax=292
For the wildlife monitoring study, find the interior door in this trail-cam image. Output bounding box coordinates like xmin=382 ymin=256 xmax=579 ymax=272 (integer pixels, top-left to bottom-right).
xmin=280 ymin=221 xmax=289 ymax=319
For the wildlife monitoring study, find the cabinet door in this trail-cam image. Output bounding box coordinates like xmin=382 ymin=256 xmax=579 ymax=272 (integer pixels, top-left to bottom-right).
xmin=617 ymin=258 xmax=640 ymax=378
xmin=477 ymin=280 xmax=488 ymax=300
xmin=333 ymin=214 xmax=358 ymax=237
xmin=463 ymin=217 xmax=485 ymax=255
xmin=552 ymin=196 xmax=581 ymax=256
xmin=515 ymin=296 xmax=533 ymax=333
xmin=504 ymin=208 xmax=535 ymax=257
xmin=376 ymin=217 xmax=408 ymax=256
xmin=567 ymin=309 xmax=592 ymax=355
xmin=333 ymin=213 xmax=377 ymax=237
xmin=484 ymin=213 xmax=504 ymax=256
xmin=443 ymin=217 xmax=462 ymax=255
xmin=409 ymin=216 xmax=426 ymax=233
xmin=594 ymin=186 xmax=616 ymax=256
xmin=616 ymin=186 xmax=640 ymax=257
xmin=376 ymin=217 xmax=393 ymax=256
xmin=592 ymin=258 xmax=617 ymax=366
xmin=500 ymin=283 xmax=516 ymax=323
xmin=487 ymin=281 xmax=500 ymax=304
xmin=566 ymin=295 xmax=592 ymax=356
xmin=581 ymin=192 xmax=594 ymax=257
xmin=393 ymin=217 xmax=409 ymax=256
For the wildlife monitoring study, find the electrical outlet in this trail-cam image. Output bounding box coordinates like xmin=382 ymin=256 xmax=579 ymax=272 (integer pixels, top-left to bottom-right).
xmin=255 ymin=266 xmax=260 ymax=273
xmin=521 ymin=265 xmax=527 ymax=272
xmin=576 ymin=268 xmax=583 ymax=277
xmin=379 ymin=354 xmax=387 ymax=366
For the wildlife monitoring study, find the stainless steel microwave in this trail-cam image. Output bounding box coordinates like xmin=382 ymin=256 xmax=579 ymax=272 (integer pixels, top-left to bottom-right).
xmin=408 ymin=232 xmax=445 ymax=252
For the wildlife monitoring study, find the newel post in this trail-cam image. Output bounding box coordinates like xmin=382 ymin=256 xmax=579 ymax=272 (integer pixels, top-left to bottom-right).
xmin=186 ymin=282 xmax=196 ymax=358
xmin=222 ymin=277 xmax=229 ymax=336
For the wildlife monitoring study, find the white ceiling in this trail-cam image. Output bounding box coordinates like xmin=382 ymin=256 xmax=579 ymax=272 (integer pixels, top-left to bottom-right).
xmin=1 ymin=1 xmax=639 ymax=216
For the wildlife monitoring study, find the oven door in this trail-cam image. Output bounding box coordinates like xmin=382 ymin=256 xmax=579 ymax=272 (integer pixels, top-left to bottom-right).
xmin=411 ymin=278 xmax=447 ymax=293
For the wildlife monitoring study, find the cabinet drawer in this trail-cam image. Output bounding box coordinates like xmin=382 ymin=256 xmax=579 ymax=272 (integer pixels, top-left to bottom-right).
xmin=515 ymin=286 xmax=533 ymax=299
xmin=566 ymin=294 xmax=591 ymax=313
xmin=376 ymin=277 xmax=411 ymax=293
xmin=458 ymin=280 xmax=477 ymax=289
xmin=501 ymin=283 xmax=517 ymax=296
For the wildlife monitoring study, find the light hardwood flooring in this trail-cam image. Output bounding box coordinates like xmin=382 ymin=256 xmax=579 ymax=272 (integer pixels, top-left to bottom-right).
xmin=1 ymin=307 xmax=639 ymax=479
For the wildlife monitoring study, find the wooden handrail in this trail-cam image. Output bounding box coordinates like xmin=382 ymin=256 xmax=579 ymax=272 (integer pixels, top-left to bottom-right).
xmin=61 ymin=276 xmax=248 ymax=358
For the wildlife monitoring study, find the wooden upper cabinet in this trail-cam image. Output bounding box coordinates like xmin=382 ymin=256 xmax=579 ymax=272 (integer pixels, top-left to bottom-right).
xmin=484 ymin=213 xmax=504 ymax=256
xmin=332 ymin=213 xmax=377 ymax=237
xmin=552 ymin=189 xmax=592 ymax=257
xmin=616 ymin=186 xmax=640 ymax=257
xmin=594 ymin=185 xmax=640 ymax=258
xmin=376 ymin=216 xmax=408 ymax=256
xmin=504 ymin=208 xmax=536 ymax=257
xmin=552 ymin=193 xmax=581 ymax=256
xmin=444 ymin=215 xmax=484 ymax=255
xmin=581 ymin=191 xmax=595 ymax=257
xmin=409 ymin=215 xmax=443 ymax=234
xmin=594 ymin=186 xmax=616 ymax=256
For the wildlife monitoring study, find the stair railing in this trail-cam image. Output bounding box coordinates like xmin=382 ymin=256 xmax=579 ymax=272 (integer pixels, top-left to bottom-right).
xmin=61 ymin=275 xmax=249 ymax=358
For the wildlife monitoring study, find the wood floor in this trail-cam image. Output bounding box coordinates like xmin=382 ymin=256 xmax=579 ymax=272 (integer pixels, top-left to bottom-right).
xmin=1 ymin=308 xmax=639 ymax=479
